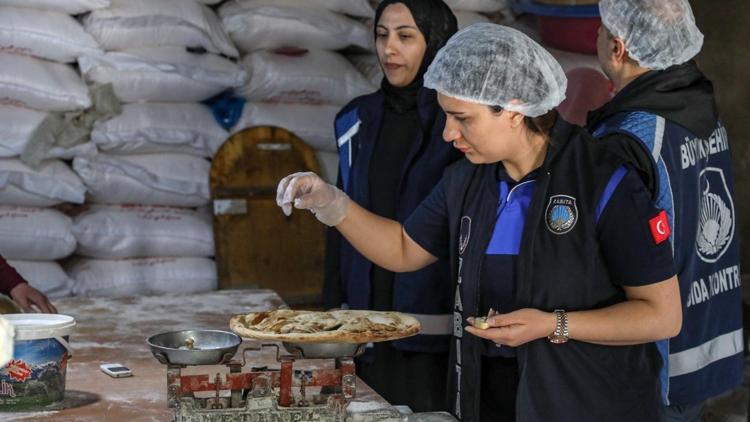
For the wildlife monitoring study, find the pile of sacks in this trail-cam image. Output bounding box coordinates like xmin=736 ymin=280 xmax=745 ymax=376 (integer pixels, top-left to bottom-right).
xmin=220 ymin=0 xmax=379 ymax=183
xmin=0 ymin=0 xmax=249 ymax=298
xmin=68 ymin=0 xmax=250 ymax=297
xmin=0 ymin=0 xmax=102 ymax=299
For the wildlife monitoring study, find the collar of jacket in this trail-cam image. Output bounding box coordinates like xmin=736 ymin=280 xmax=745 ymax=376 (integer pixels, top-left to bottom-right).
xmin=540 ymin=114 xmax=575 ymax=171
xmin=586 ymin=61 xmax=717 ymax=139
xmin=357 ymin=87 xmax=440 ymax=131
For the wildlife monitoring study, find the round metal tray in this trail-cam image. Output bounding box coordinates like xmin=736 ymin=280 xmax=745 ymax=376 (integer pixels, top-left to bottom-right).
xmin=147 ymin=329 xmax=241 ymax=366
xmin=282 ymin=341 xmax=366 ymax=359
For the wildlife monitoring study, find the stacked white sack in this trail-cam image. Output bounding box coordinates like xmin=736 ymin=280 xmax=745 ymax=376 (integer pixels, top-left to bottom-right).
xmin=445 ymin=0 xmax=508 ymax=13
xmin=67 ymin=257 xmax=217 ymax=298
xmin=219 ymin=0 xmax=373 ymax=53
xmin=0 ymin=3 xmax=107 ymax=298
xmin=69 ymin=0 xmax=239 ymax=296
xmin=90 ymin=103 xmax=227 ymax=157
xmin=0 ymin=207 xmax=78 ymax=298
xmin=7 ymin=261 xmax=74 ymax=299
xmin=0 ymin=0 xmax=109 ymax=15
xmin=72 ymin=205 xmax=214 ymax=259
xmin=0 ymin=106 xmax=96 ymax=160
xmin=67 ymin=153 xmax=217 ymax=296
xmin=83 ymin=0 xmax=238 ymax=58
xmin=79 ymin=47 xmax=246 ymax=103
xmin=72 ymin=153 xmax=210 ymax=207
xmin=221 ymin=0 xmax=380 ymax=184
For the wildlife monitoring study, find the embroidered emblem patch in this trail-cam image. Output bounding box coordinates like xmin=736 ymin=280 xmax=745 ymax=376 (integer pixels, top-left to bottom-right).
xmin=458 ymin=216 xmax=471 ymax=255
xmin=545 ymin=195 xmax=578 ymax=235
xmin=696 ymin=167 xmax=734 ymax=263
xmin=649 ymin=210 xmax=671 ymax=245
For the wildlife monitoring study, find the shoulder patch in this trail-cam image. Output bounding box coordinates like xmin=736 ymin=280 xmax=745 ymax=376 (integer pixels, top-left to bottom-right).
xmin=649 ymin=210 xmax=671 ymax=245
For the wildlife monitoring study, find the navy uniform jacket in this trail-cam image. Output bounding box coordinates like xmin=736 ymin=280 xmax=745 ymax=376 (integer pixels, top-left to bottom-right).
xmin=588 ymin=61 xmax=743 ymax=406
xmin=324 ymin=87 xmax=462 ymax=352
xmin=405 ymin=119 xmax=674 ymax=422
xmin=405 ymin=118 xmax=675 ymax=421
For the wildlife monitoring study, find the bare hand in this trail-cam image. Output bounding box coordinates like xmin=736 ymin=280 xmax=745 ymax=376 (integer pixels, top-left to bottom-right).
xmin=466 ymin=308 xmax=556 ymax=347
xmin=9 ymin=284 xmax=57 ymax=314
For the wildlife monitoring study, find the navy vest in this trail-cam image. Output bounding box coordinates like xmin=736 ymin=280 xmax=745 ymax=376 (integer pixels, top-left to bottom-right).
xmin=444 ymin=119 xmax=663 ymax=421
xmin=334 ymin=88 xmax=460 ymax=352
xmin=593 ymin=111 xmax=743 ymax=405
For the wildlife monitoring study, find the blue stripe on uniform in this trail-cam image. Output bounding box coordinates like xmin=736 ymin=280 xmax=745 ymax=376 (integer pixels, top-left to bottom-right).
xmin=486 ymin=180 xmax=536 ymax=255
xmin=335 ymin=108 xmax=360 ymax=191
xmin=595 ymin=165 xmax=628 ymax=223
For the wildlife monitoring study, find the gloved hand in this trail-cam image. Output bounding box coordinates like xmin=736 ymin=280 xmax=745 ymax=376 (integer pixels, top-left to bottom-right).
xmin=276 ymin=172 xmax=349 ymax=226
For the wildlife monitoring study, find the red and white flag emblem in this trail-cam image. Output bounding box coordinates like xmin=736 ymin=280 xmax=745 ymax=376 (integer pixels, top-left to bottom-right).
xmin=649 ymin=210 xmax=671 ymax=244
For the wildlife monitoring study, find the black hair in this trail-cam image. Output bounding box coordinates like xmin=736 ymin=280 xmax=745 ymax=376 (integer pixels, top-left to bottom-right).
xmin=489 ymin=106 xmax=558 ymax=136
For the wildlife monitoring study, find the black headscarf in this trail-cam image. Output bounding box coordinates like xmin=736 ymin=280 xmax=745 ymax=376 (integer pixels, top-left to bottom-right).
xmin=374 ymin=0 xmax=458 ymax=112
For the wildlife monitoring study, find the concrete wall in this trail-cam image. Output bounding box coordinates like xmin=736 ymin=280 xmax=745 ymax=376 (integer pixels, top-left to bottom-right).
xmin=692 ymin=1 xmax=750 ymax=279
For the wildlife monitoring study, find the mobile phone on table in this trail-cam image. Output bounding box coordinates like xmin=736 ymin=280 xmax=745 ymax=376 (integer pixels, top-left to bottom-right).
xmin=100 ymin=363 xmax=133 ymax=378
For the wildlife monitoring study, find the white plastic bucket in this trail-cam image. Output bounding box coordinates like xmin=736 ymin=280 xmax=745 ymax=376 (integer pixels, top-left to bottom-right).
xmin=0 ymin=314 xmax=75 ymax=410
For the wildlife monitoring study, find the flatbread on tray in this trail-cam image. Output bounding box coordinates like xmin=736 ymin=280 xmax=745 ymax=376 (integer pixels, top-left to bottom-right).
xmin=229 ymin=309 xmax=421 ymax=343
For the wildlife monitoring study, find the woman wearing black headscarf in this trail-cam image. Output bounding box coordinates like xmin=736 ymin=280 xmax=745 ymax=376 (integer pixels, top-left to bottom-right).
xmin=322 ymin=0 xmax=460 ymax=411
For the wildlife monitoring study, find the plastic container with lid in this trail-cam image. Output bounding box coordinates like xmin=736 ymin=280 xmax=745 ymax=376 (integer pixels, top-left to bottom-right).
xmin=0 ymin=314 xmax=75 ymax=410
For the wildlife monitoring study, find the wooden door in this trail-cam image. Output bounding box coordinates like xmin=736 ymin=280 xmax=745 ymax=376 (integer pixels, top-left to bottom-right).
xmin=210 ymin=126 xmax=324 ymax=305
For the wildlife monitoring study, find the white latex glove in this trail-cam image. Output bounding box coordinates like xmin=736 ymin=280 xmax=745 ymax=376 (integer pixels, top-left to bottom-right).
xmin=276 ymin=172 xmax=349 ymax=226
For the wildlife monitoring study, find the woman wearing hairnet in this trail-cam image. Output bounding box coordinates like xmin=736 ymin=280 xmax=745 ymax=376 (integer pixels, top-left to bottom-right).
xmin=281 ymin=24 xmax=681 ymax=421
xmin=324 ymin=0 xmax=461 ymax=412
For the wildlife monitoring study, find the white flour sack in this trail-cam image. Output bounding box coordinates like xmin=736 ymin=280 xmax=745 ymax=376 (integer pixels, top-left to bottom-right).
xmin=227 ymin=0 xmax=373 ymax=18
xmin=455 ymin=11 xmax=491 ymax=29
xmin=72 ymin=153 xmax=210 ymax=207
xmin=238 ymin=50 xmax=375 ymax=106
xmin=79 ymin=47 xmax=248 ymax=103
xmin=0 ymin=53 xmax=91 ymax=112
xmin=445 ymin=0 xmax=507 ymax=12
xmin=315 ymin=150 xmax=339 ymax=184
xmin=91 ymin=103 xmax=227 ymax=158
xmin=68 ymin=257 xmax=218 ymax=297
xmin=0 ymin=207 xmax=76 ymax=260
xmin=73 ymin=204 xmax=214 ymax=259
xmin=0 ymin=159 xmax=86 ymax=206
xmin=0 ymin=106 xmax=96 ymax=158
xmin=83 ymin=0 xmax=238 ymax=58
xmin=219 ymin=2 xmax=371 ymax=53
xmin=0 ymin=7 xmax=102 ymax=63
xmin=7 ymin=260 xmax=73 ymax=299
xmin=232 ymin=102 xmax=338 ymax=152
xmin=0 ymin=0 xmax=109 ymax=15
xmin=0 ymin=105 xmax=45 ymax=157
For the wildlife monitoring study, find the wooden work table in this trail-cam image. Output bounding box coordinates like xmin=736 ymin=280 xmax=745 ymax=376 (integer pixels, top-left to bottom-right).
xmin=3 ymin=290 xmax=396 ymax=421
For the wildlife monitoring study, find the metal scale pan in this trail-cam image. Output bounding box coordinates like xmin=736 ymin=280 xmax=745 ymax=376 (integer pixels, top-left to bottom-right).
xmin=147 ymin=329 xmax=241 ymax=366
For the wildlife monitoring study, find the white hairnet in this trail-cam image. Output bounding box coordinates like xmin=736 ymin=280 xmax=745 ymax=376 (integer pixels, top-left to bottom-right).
xmin=600 ymin=0 xmax=704 ymax=70
xmin=423 ymin=23 xmax=567 ymax=118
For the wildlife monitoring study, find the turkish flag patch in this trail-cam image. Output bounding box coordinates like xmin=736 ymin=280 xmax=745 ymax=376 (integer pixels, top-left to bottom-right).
xmin=648 ymin=210 xmax=671 ymax=244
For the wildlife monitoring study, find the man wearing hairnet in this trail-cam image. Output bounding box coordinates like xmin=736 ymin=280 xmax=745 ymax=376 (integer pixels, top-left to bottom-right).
xmin=587 ymin=1 xmax=743 ymax=421
xmin=279 ymin=23 xmax=682 ymax=421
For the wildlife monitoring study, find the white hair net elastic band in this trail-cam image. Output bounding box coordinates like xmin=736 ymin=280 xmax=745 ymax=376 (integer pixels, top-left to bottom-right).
xmin=423 ymin=23 xmax=567 ymax=118
xmin=600 ymin=0 xmax=704 ymax=70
